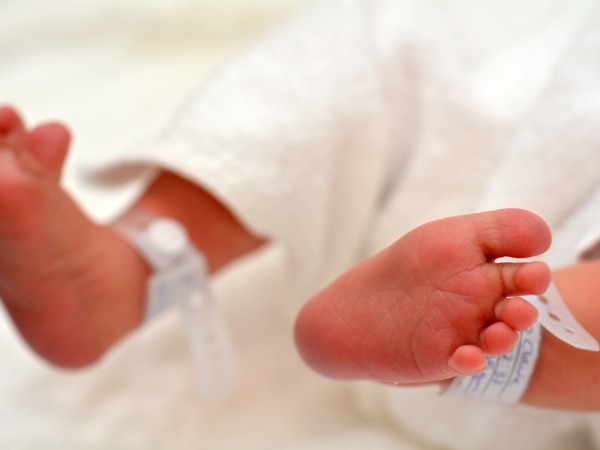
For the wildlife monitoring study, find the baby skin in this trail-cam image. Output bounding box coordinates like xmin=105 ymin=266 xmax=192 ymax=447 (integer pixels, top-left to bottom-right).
xmin=0 ymin=106 xmax=150 ymax=367
xmin=0 ymin=106 xmax=552 ymax=387
xmin=295 ymin=210 xmax=552 ymax=384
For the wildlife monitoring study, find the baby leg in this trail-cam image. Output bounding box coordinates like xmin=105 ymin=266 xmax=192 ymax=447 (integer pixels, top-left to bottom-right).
xmin=295 ymin=209 xmax=552 ymax=384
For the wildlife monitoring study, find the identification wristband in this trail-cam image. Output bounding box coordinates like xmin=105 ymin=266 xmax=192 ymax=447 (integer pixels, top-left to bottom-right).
xmin=114 ymin=212 xmax=236 ymax=401
xmin=447 ymin=281 xmax=599 ymax=405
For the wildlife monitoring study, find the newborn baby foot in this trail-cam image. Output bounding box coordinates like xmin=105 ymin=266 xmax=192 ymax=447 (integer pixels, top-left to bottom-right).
xmin=0 ymin=106 xmax=144 ymax=367
xmin=295 ymin=209 xmax=552 ymax=384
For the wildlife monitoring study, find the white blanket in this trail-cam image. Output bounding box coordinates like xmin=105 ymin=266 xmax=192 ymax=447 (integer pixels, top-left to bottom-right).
xmin=2 ymin=0 xmax=600 ymax=449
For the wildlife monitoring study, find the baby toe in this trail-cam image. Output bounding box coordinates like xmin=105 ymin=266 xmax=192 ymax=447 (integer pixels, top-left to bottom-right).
xmin=24 ymin=123 xmax=70 ymax=177
xmin=499 ymin=261 xmax=551 ymax=297
xmin=0 ymin=106 xmax=26 ymax=145
xmin=448 ymin=345 xmax=487 ymax=376
xmin=481 ymin=322 xmax=519 ymax=356
xmin=495 ymin=296 xmax=538 ymax=331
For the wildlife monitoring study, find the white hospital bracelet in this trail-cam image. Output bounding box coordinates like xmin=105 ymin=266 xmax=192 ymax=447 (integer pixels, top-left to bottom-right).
xmin=114 ymin=213 xmax=236 ymax=401
xmin=445 ymin=323 xmax=542 ymax=405
xmin=524 ymin=281 xmax=599 ymax=351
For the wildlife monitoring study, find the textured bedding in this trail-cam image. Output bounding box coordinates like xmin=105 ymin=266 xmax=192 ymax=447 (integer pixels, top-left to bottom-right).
xmin=2 ymin=1 xmax=600 ymax=449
